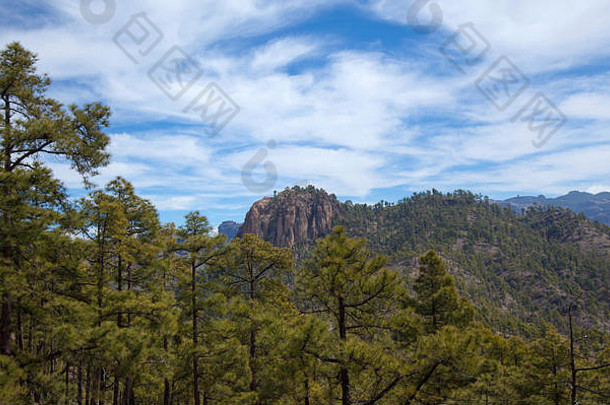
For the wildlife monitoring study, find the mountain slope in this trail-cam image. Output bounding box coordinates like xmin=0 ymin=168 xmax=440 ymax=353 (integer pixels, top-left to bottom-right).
xmin=237 ymin=187 xmax=610 ymax=335
xmin=499 ymin=191 xmax=610 ymax=225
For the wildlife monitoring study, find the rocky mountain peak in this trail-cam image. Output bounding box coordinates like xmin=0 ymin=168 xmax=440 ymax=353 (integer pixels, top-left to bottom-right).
xmin=218 ymin=220 xmax=241 ymax=241
xmin=237 ymin=185 xmax=342 ymax=247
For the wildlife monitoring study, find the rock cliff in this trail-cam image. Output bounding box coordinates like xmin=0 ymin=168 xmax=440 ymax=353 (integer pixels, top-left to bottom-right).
xmin=237 ymin=186 xmax=342 ymax=247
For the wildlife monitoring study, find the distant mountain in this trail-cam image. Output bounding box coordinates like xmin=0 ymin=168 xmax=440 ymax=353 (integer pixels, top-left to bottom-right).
xmin=498 ymin=191 xmax=610 ymax=225
xmin=218 ymin=220 xmax=241 ymax=241
xmin=237 ymin=186 xmax=610 ymax=335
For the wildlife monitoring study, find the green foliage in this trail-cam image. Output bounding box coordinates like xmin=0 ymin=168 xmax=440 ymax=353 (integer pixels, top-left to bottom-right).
xmin=296 ymin=226 xmax=410 ymax=405
xmin=414 ymin=250 xmax=466 ymax=331
xmin=338 ymin=190 xmax=610 ymax=336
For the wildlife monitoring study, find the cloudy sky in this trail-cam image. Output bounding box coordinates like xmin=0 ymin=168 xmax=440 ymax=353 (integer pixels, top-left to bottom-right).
xmin=2 ymin=0 xmax=610 ymax=227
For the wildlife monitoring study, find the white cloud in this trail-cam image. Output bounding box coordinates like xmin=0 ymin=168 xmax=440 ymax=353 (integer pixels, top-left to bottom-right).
xmin=225 ymin=50 xmax=457 ymax=151
xmin=561 ymin=93 xmax=610 ymax=121
xmin=144 ymin=195 xmax=197 ymax=210
xmin=231 ymin=145 xmax=388 ymax=197
xmin=109 ymin=133 xmax=212 ymax=167
xmin=585 ymin=185 xmax=610 ymax=195
xmin=365 ymin=0 xmax=610 ymax=73
xmin=250 ymin=36 xmax=321 ymax=73
xmin=4 ymin=0 xmax=610 ymax=217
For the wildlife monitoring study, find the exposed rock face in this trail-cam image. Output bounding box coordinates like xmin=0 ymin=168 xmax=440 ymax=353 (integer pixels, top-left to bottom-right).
xmin=237 ymin=186 xmax=342 ymax=247
xmin=218 ymin=220 xmax=241 ymax=242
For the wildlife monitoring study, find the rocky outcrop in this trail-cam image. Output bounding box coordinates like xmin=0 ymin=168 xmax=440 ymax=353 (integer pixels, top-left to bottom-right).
xmin=218 ymin=220 xmax=241 ymax=241
xmin=237 ymin=186 xmax=342 ymax=247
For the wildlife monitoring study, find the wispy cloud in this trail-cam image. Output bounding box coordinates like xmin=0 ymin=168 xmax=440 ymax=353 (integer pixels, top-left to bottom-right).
xmin=3 ymin=0 xmax=610 ymax=225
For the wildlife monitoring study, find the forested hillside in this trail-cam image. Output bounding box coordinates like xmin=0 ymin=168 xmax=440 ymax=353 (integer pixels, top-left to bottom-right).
xmin=237 ymin=186 xmax=610 ymax=336
xmin=337 ymin=189 xmax=610 ymax=336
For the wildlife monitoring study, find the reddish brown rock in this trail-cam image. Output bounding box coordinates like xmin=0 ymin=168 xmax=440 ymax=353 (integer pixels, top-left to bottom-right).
xmin=237 ymin=186 xmax=342 ymax=247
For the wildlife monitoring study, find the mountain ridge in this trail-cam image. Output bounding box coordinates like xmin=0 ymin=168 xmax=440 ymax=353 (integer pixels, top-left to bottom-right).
xmin=495 ymin=190 xmax=610 ymax=225
xmin=234 ymin=186 xmax=610 ymax=335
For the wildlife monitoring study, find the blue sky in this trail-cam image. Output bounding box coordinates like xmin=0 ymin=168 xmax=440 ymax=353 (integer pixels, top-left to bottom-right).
xmin=2 ymin=0 xmax=610 ymax=228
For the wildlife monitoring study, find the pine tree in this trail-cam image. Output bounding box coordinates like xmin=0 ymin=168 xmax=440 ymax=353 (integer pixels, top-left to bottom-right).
xmin=0 ymin=42 xmax=110 ymax=403
xmin=174 ymin=212 xmax=226 ymax=405
xmin=297 ymin=226 xmax=405 ymax=405
xmin=76 ymin=178 xmax=175 ymax=405
xmin=215 ymin=233 xmax=292 ymax=401
xmin=414 ymin=250 xmax=472 ymax=331
xmin=0 ymin=41 xmax=110 ymax=358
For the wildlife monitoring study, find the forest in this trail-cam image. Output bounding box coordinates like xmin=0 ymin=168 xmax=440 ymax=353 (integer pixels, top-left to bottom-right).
xmin=336 ymin=188 xmax=610 ymax=337
xmin=1 ymin=42 xmax=610 ymax=405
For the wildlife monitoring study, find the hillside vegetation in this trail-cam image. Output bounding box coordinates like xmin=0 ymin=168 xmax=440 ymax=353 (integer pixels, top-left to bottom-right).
xmin=337 ymin=189 xmax=610 ymax=335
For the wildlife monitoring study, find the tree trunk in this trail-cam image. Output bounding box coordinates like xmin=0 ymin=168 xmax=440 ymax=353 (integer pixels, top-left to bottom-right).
xmin=404 ymin=362 xmax=440 ymax=405
xmin=78 ymin=365 xmax=83 ymax=405
xmin=0 ymin=296 xmax=11 ymax=355
xmin=122 ymin=376 xmax=133 ymax=405
xmin=113 ymin=374 xmax=120 ymax=405
xmin=17 ymin=307 xmax=23 ymax=351
xmin=569 ymin=304 xmax=577 ymax=405
xmin=114 ymin=253 xmax=123 ymax=405
xmin=97 ymin=222 xmax=105 ymax=405
xmin=304 ymin=378 xmax=310 ymax=405
xmin=249 ymin=279 xmax=257 ymax=394
xmin=164 ymin=376 xmax=171 ymax=405
xmin=162 ymin=266 xmax=172 ymax=405
xmin=164 ymin=336 xmax=171 ymax=405
xmin=0 ymin=98 xmax=13 ymax=356
xmin=97 ymin=224 xmax=104 ymax=327
xmin=129 ymin=384 xmax=135 ymax=405
xmin=117 ymin=253 xmax=123 ymax=327
xmin=338 ymin=298 xmax=350 ymax=405
xmin=65 ymin=362 xmax=71 ymax=400
xmin=50 ymin=340 xmax=55 ymax=373
xmin=27 ymin=316 xmax=33 ymax=352
xmin=551 ymin=352 xmax=560 ymax=405
xmin=85 ymin=365 xmax=91 ymax=405
xmin=192 ymin=263 xmax=200 ymax=405
xmin=249 ymin=326 xmax=257 ymax=392
xmin=92 ymin=368 xmax=99 ymax=405
xmin=100 ymin=367 xmax=106 ymax=405
xmin=127 ymin=265 xmax=132 ymax=325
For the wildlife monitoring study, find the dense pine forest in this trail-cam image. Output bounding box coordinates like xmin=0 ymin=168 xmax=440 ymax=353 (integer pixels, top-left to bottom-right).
xmin=336 ymin=188 xmax=610 ymax=336
xmin=1 ymin=42 xmax=610 ymax=405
